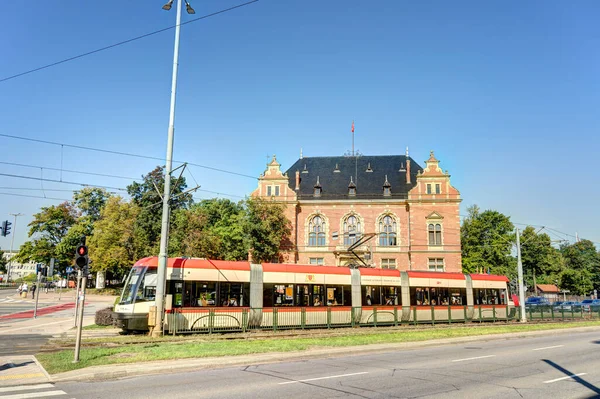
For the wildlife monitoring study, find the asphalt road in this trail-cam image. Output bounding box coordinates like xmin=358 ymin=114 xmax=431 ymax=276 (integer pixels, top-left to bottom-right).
xmin=48 ymin=328 xmax=600 ymax=399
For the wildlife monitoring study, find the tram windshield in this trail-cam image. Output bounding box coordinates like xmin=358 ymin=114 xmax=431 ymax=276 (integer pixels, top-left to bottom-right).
xmin=119 ymin=266 xmax=157 ymax=305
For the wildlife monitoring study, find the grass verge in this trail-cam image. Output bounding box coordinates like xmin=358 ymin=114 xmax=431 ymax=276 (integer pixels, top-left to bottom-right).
xmin=82 ymin=324 xmax=117 ymax=330
xmin=38 ymin=321 xmax=600 ymax=375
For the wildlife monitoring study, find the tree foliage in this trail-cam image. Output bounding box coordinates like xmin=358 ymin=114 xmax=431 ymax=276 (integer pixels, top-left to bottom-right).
xmin=0 ymin=250 xmax=6 ymax=273
xmin=88 ymin=197 xmax=139 ymax=278
xmin=520 ymin=226 xmax=565 ymax=291
xmin=243 ymin=198 xmax=292 ymax=263
xmin=559 ymin=239 xmax=600 ymax=295
xmin=460 ymin=205 xmax=515 ymax=277
xmin=127 ymin=166 xmax=193 ymax=258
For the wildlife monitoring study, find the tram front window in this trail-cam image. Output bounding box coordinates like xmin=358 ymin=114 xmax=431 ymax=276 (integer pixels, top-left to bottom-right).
xmin=119 ymin=267 xmax=157 ymax=305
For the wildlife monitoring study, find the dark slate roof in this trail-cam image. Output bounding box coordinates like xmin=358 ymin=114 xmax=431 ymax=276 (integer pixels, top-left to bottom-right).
xmin=284 ymin=155 xmax=422 ymax=200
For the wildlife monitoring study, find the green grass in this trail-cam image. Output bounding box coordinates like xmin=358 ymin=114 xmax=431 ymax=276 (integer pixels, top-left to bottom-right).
xmin=37 ymin=321 xmax=600 ymax=375
xmin=82 ymin=324 xmax=117 ymax=330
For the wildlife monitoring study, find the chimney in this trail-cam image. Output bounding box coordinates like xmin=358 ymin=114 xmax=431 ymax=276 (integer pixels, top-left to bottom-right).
xmin=295 ymin=170 xmax=300 ymax=190
xmin=405 ymin=147 xmax=411 ymax=184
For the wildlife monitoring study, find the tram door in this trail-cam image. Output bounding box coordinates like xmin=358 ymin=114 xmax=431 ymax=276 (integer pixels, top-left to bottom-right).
xmin=296 ymin=285 xmax=309 ymax=307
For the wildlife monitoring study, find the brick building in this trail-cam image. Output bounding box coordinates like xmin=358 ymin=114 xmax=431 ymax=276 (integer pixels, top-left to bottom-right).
xmin=250 ymin=150 xmax=462 ymax=272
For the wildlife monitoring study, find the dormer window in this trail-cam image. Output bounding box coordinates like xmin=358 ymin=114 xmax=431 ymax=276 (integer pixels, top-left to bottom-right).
xmin=302 ymin=164 xmax=309 ymax=174
xmin=365 ymin=162 xmax=373 ymax=172
xmin=383 ymin=175 xmax=391 ymax=197
xmin=348 ymin=177 xmax=356 ymax=197
xmin=313 ymin=176 xmax=322 ymax=197
xmin=334 ymin=163 xmax=340 ymax=173
xmin=435 ymin=184 xmax=440 ymax=194
xmin=426 ymin=184 xmax=432 ymax=194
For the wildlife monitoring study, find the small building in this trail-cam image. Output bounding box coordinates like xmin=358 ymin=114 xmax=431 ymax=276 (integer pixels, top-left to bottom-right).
xmin=535 ymin=284 xmax=560 ymax=301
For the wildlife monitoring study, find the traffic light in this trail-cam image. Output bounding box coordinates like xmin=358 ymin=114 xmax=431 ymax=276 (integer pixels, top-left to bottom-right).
xmin=0 ymin=220 xmax=11 ymax=237
xmin=75 ymin=245 xmax=88 ymax=269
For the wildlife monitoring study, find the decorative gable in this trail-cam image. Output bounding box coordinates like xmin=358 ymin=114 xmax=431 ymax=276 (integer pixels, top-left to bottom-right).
xmin=426 ymin=211 xmax=444 ymax=220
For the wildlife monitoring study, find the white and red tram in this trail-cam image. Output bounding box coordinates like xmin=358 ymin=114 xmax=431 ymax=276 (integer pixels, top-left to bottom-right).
xmin=113 ymin=257 xmax=514 ymax=332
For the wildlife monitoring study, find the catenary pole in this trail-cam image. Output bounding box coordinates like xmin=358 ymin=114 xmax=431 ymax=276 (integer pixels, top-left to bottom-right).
xmin=154 ymin=0 xmax=183 ymax=336
xmin=516 ymin=227 xmax=527 ymax=322
xmin=73 ymin=275 xmax=87 ymax=363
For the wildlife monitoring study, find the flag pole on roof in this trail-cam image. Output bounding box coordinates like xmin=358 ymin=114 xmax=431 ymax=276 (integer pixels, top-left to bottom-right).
xmin=351 ymin=120 xmax=355 ymax=156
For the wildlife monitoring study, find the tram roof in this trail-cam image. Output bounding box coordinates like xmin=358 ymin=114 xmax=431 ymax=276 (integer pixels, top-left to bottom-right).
xmin=469 ymin=273 xmax=510 ymax=282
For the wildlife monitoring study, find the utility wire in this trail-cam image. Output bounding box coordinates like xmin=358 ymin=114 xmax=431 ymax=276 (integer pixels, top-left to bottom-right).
xmin=0 ymin=172 xmax=127 ymax=192
xmin=0 ymin=161 xmax=141 ymax=182
xmin=0 ymin=133 xmax=258 ymax=180
xmin=0 ymin=0 xmax=260 ymax=84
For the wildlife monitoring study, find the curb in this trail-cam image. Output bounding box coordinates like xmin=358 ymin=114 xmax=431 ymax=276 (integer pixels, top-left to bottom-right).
xmin=48 ymin=324 xmax=600 ymax=383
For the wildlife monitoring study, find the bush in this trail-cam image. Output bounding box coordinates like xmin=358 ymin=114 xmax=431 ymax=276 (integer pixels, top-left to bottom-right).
xmin=95 ymin=307 xmax=115 ymax=326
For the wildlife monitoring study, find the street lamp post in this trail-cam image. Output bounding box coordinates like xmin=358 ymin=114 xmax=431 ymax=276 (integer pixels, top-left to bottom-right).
xmin=7 ymin=213 xmax=24 ymax=283
xmin=153 ymin=0 xmax=195 ymax=337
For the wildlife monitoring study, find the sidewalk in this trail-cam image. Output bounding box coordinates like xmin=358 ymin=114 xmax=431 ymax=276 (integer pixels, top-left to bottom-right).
xmin=0 ymin=292 xmax=117 ymax=387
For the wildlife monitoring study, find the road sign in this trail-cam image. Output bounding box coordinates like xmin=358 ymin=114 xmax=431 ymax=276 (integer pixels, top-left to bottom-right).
xmin=66 ymin=266 xmax=74 ymax=274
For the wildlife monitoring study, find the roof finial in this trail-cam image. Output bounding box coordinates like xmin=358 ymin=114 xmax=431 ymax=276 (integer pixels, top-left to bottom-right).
xmin=406 ymin=146 xmax=409 ymax=158
xmin=300 ymin=148 xmax=303 ymax=159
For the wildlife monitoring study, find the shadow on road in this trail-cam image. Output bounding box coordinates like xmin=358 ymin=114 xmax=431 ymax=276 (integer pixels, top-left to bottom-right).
xmin=0 ymin=361 xmax=34 ymax=371
xmin=542 ymin=359 xmax=600 ymax=396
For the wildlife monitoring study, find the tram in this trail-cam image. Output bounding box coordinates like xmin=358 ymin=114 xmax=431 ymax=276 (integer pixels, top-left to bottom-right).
xmin=113 ymin=257 xmax=514 ymax=332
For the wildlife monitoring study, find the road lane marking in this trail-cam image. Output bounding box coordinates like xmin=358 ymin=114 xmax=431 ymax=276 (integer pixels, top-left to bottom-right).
xmin=544 ymin=373 xmax=586 ymax=383
xmin=279 ymin=372 xmax=369 ymax=385
xmin=533 ymin=345 xmax=564 ymax=351
xmin=451 ymin=355 xmax=496 ymax=362
xmin=0 ymin=384 xmax=54 ymax=393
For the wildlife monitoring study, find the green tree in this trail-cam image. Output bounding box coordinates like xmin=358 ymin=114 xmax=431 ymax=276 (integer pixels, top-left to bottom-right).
xmin=243 ymin=198 xmax=292 ymax=263
xmin=16 ymin=202 xmax=77 ymax=266
xmin=73 ymin=187 xmax=110 ymax=223
xmin=88 ymin=197 xmax=140 ymax=279
xmin=460 ymin=205 xmax=515 ymax=277
xmin=0 ymin=249 xmax=7 ymax=273
xmin=127 ymin=166 xmax=193 ymax=258
xmin=559 ymin=239 xmax=600 ymax=295
xmin=170 ymin=199 xmax=247 ymax=260
xmin=520 ymin=227 xmax=564 ymax=294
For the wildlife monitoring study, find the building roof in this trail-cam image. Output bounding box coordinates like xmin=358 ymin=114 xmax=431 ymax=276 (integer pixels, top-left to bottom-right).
xmin=536 ymin=284 xmax=559 ymax=293
xmin=284 ymin=155 xmax=422 ymax=200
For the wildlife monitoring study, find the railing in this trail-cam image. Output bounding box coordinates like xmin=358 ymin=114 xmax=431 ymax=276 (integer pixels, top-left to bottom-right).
xmin=163 ymin=304 xmax=525 ymax=334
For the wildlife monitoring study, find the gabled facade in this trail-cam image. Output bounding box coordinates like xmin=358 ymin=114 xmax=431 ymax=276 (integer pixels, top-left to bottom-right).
xmin=250 ymin=150 xmax=462 ymax=272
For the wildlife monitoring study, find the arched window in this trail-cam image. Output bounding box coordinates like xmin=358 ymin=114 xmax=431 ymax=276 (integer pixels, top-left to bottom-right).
xmin=308 ymin=215 xmax=326 ymax=246
xmin=343 ymin=215 xmax=362 ymax=246
xmin=378 ymin=215 xmax=397 ymax=246
xmin=428 ymin=223 xmax=442 ymax=246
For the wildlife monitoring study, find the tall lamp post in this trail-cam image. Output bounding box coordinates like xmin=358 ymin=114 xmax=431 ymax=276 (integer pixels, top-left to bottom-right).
xmin=7 ymin=213 xmax=24 ymax=283
xmin=153 ymin=0 xmax=196 ymax=336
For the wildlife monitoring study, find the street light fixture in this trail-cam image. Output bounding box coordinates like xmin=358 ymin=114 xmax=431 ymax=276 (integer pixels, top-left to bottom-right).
xmin=185 ymin=1 xmax=195 ymax=14
xmin=162 ymin=0 xmax=173 ymax=11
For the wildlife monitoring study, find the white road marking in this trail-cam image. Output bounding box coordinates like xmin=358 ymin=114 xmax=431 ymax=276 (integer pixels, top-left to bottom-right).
xmin=279 ymin=372 xmax=369 ymax=385
xmin=0 ymin=390 xmax=66 ymax=399
xmin=533 ymin=345 xmax=564 ymax=351
xmin=0 ymin=384 xmax=55 ymax=393
xmin=544 ymin=373 xmax=586 ymax=384
xmin=452 ymin=355 xmax=496 ymax=362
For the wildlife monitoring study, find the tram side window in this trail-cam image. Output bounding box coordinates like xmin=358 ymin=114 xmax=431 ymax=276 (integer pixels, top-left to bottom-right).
xmin=382 ymin=286 xmax=399 ymax=305
xmin=218 ymin=282 xmax=249 ymax=307
xmin=449 ymin=288 xmax=466 ymax=305
xmin=474 ymin=289 xmax=504 ymax=305
xmin=363 ymin=286 xmax=382 ymax=305
xmin=272 ymin=284 xmax=294 ymax=306
xmin=196 ymin=282 xmax=217 ymax=306
xmin=343 ymin=285 xmax=352 ymax=306
xmin=326 ymin=286 xmax=344 ymax=306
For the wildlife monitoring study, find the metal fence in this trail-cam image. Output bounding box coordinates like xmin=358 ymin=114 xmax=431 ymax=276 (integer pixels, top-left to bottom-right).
xmin=164 ymin=305 xmax=524 ymax=334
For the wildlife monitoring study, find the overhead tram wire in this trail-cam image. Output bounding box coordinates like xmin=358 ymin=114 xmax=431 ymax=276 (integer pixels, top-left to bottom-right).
xmin=0 ymin=172 xmax=127 ymax=192
xmin=0 ymin=133 xmax=258 ymax=180
xmin=0 ymin=161 xmax=141 ymax=182
xmin=0 ymin=0 xmax=260 ymax=84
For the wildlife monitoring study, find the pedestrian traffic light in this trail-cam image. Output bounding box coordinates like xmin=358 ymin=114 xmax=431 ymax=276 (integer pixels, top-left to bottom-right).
xmin=0 ymin=220 xmax=10 ymax=237
xmin=75 ymin=245 xmax=88 ymax=268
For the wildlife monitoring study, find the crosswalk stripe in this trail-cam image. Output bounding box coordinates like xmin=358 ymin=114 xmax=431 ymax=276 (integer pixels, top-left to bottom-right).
xmin=0 ymin=391 xmax=66 ymax=399
xmin=0 ymin=384 xmax=54 ymax=393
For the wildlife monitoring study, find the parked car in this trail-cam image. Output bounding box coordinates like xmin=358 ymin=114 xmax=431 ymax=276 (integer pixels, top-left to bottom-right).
xmin=579 ymin=299 xmax=600 ymax=312
xmin=525 ymin=297 xmax=551 ymax=307
xmin=556 ymin=301 xmax=576 ymax=311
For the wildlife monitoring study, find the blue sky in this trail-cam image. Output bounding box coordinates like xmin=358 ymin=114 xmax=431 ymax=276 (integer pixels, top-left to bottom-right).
xmin=1 ymin=0 xmax=599 ymax=250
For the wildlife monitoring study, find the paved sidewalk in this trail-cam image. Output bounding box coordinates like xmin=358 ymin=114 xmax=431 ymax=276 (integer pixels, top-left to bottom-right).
xmin=0 ymin=292 xmax=117 ymax=387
